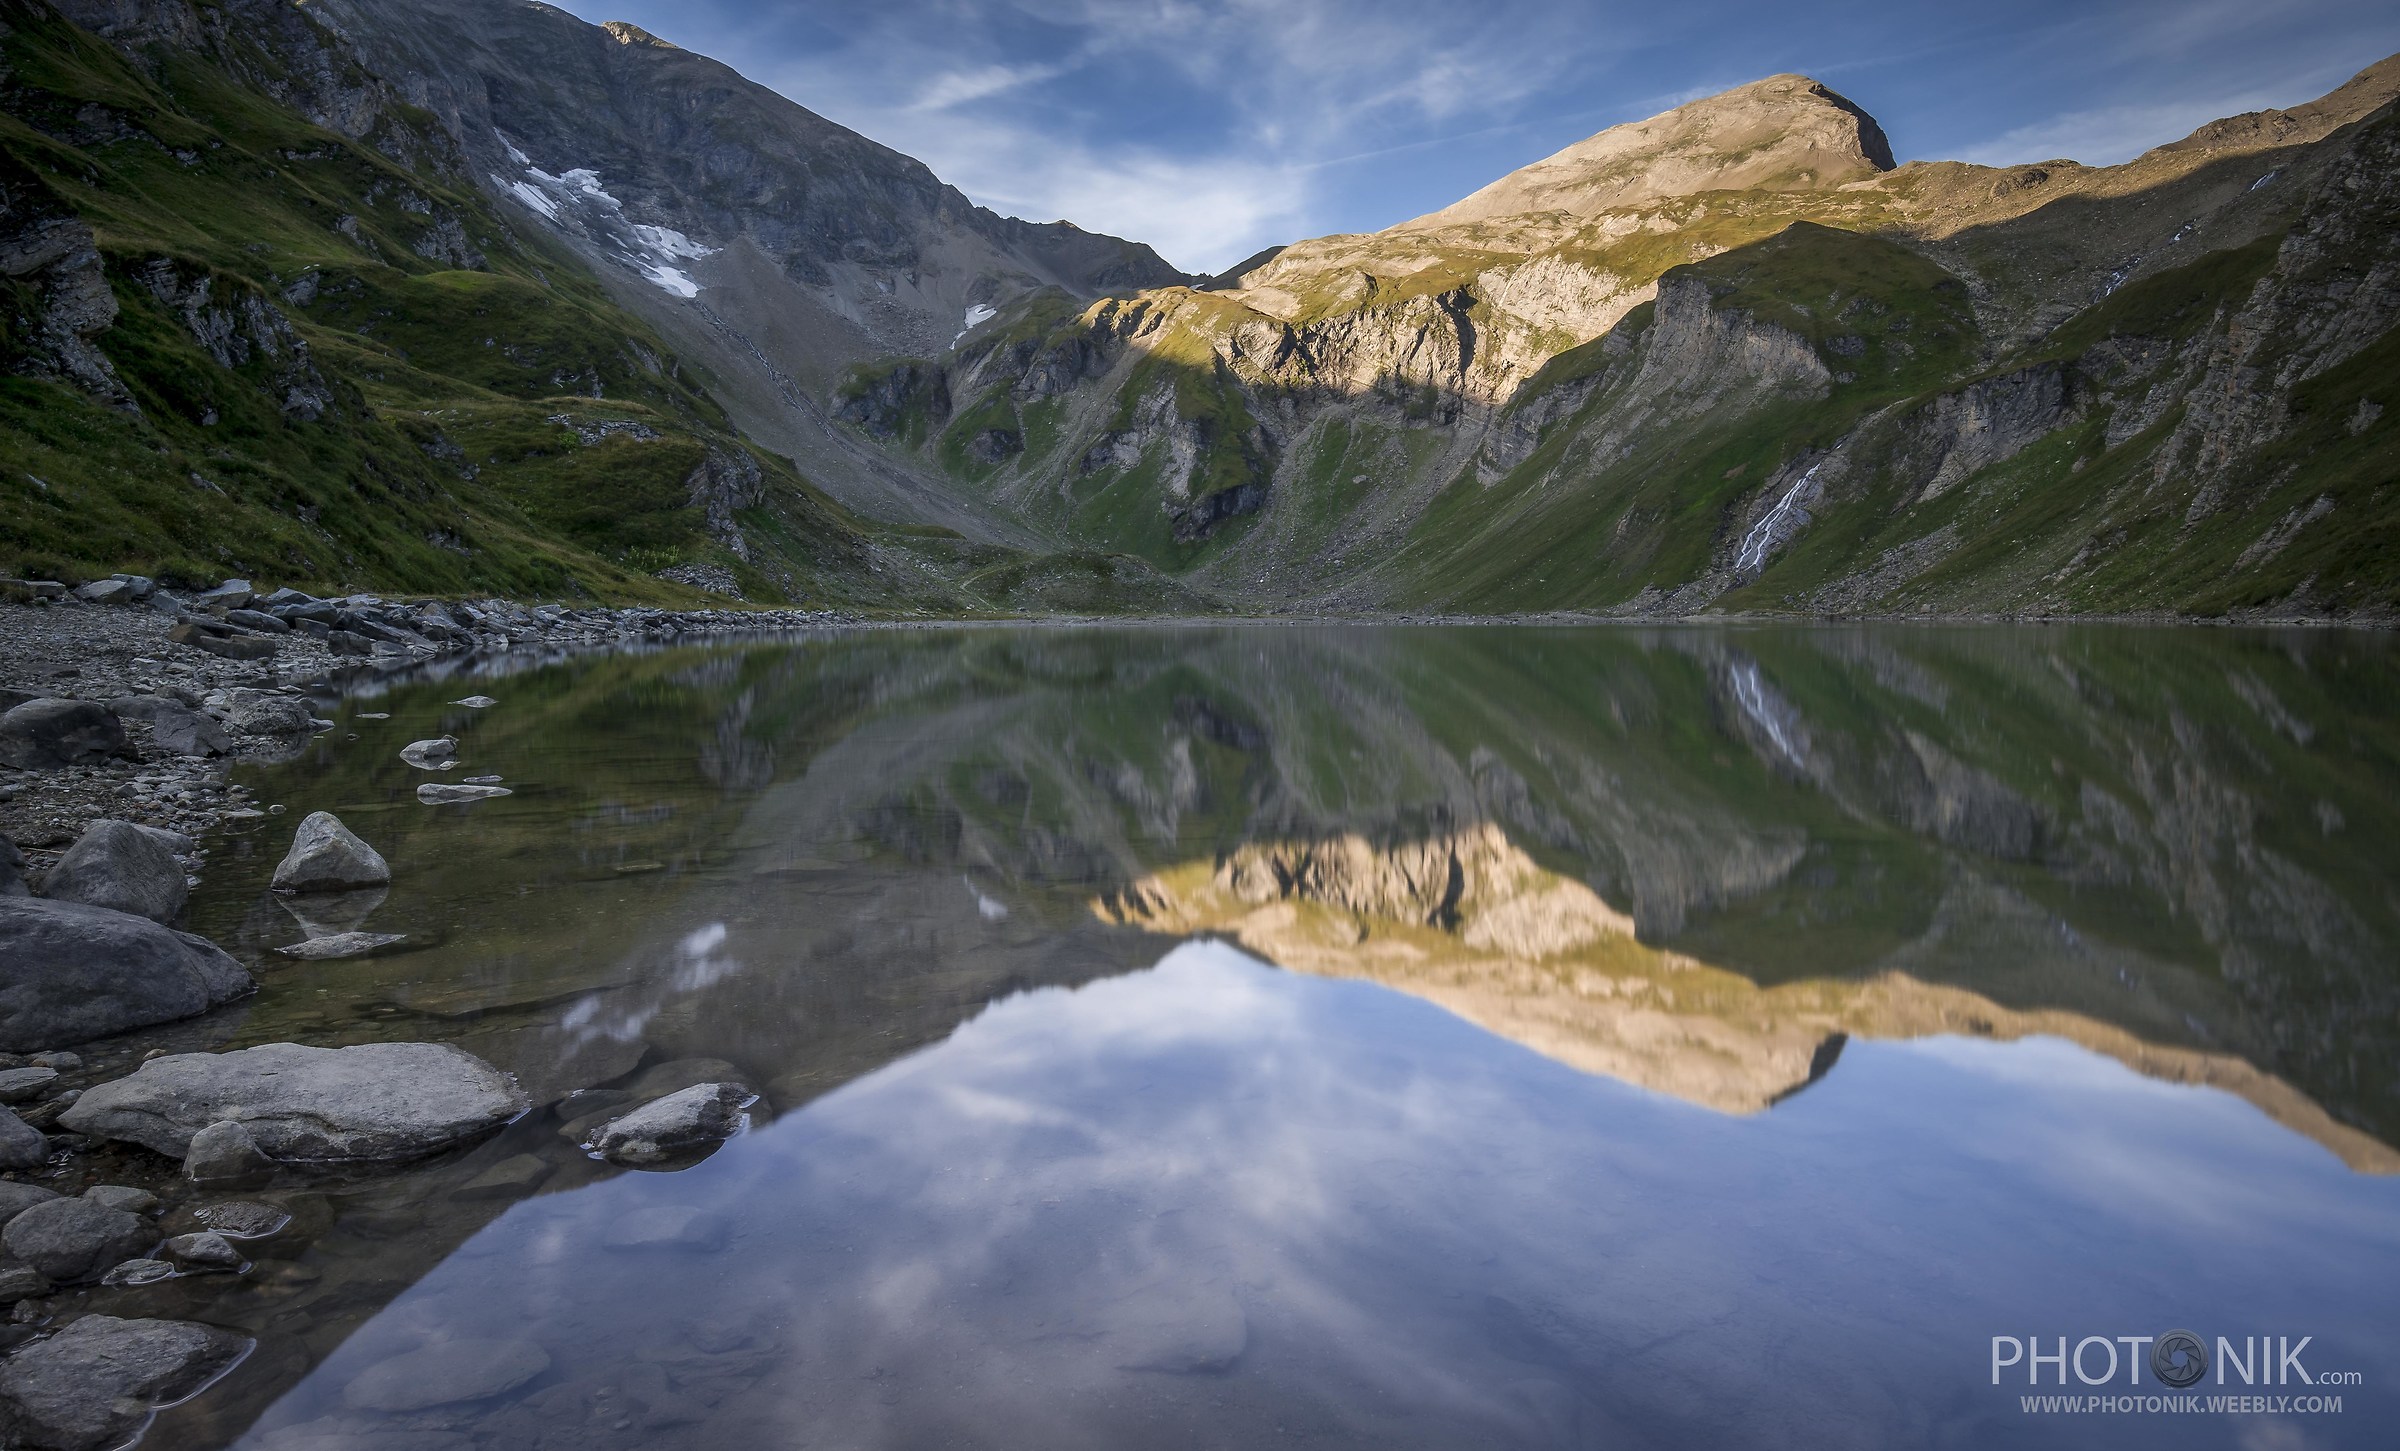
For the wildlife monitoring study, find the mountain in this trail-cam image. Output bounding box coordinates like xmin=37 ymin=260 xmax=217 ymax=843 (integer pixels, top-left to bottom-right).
xmin=841 ymin=58 xmax=2400 ymax=619
xmin=0 ymin=0 xmax=1193 ymax=605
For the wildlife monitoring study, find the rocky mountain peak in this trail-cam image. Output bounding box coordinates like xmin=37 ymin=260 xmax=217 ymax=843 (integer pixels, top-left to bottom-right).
xmin=599 ymin=20 xmax=676 ymax=50
xmin=1406 ymin=72 xmax=1895 ymax=228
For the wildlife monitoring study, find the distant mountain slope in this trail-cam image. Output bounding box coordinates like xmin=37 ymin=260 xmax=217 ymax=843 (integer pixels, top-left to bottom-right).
xmin=45 ymin=0 xmax=1191 ymax=541
xmin=838 ymin=58 xmax=2400 ymax=619
xmin=0 ymin=0 xmax=979 ymax=604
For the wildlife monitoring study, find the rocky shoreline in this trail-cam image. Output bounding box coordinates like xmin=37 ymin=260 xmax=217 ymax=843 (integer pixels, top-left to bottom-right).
xmin=0 ymin=578 xmax=851 ymax=890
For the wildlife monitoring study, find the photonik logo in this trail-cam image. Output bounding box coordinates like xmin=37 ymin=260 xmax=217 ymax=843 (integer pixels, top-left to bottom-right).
xmin=2152 ymin=1330 xmax=2208 ymax=1389
xmin=1992 ymin=1331 xmax=2362 ymax=1391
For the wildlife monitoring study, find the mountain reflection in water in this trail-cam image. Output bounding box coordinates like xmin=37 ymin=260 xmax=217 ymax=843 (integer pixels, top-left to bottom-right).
xmin=122 ymin=625 xmax=2398 ymax=1449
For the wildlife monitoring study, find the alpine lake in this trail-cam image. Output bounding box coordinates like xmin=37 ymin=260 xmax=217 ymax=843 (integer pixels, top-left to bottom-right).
xmin=78 ymin=624 xmax=2400 ymax=1450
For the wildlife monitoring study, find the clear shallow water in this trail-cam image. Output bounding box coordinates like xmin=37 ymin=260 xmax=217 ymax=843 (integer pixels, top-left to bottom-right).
xmin=96 ymin=626 xmax=2400 ymax=1448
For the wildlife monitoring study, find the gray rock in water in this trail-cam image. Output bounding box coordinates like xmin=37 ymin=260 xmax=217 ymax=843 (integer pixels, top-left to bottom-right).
xmin=585 ymin=1082 xmax=751 ymax=1166
xmin=99 ymin=1257 xmax=175 ymax=1287
xmin=271 ymin=813 xmax=390 ymax=893
xmin=183 ymin=1120 xmax=274 ymax=1185
xmin=0 ymin=699 xmax=125 ymax=770
xmin=164 ymin=1231 xmax=244 ymax=1271
xmin=0 ymin=1314 xmax=250 ymax=1451
xmin=82 ymin=1186 xmax=159 ymax=1216
xmin=0 ymin=1067 xmax=57 ymax=1103
xmin=453 ymin=1153 xmax=552 ymax=1201
xmin=0 ymin=1106 xmax=48 ymax=1170
xmin=416 ymin=782 xmax=510 ymax=804
xmin=274 ymin=932 xmax=407 ymax=960
xmin=0 ymin=838 xmax=27 ymax=899
xmin=0 ymin=1265 xmax=48 ymax=1303
xmin=0 ymin=1197 xmax=154 ymax=1283
xmin=193 ymin=1201 xmax=288 ymax=1239
xmin=39 ymin=820 xmax=188 ymax=924
xmin=0 ymin=898 xmax=252 ymax=1052
xmin=398 ymin=737 xmax=459 ymax=770
xmin=222 ymin=690 xmax=311 ymax=736
xmin=0 ymin=1183 xmax=60 ymax=1227
xmin=62 ymin=1041 xmax=529 ymax=1165
xmin=26 ymin=1052 xmax=77 ymax=1072
xmin=451 ymin=696 xmax=498 ymax=709
xmin=342 ymin=1338 xmax=549 ymax=1413
xmin=601 ymin=1204 xmax=729 ymax=1252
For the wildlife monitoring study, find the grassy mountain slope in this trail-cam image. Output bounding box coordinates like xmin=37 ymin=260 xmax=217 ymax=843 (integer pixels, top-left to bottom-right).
xmin=831 ymin=59 xmax=2400 ymax=619
xmin=0 ymin=0 xmax=955 ymax=605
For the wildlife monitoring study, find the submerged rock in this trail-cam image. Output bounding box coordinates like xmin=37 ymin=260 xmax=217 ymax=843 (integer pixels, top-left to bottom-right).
xmin=0 ymin=1198 xmax=154 ymax=1283
xmin=193 ymin=1201 xmax=289 ymax=1239
xmin=270 ymin=813 xmax=391 ymax=893
xmin=274 ymin=932 xmax=407 ymax=960
xmin=0 ymin=1314 xmax=250 ymax=1451
xmin=416 ymin=782 xmax=510 ymax=804
xmin=38 ymin=820 xmax=188 ymax=924
xmin=0 ymin=898 xmax=251 ymax=1051
xmin=601 ymin=1204 xmax=729 ymax=1252
xmin=279 ymin=887 xmax=386 ymax=940
xmin=99 ymin=1258 xmax=175 ymax=1287
xmin=0 ymin=699 xmax=124 ymax=770
xmin=61 ymin=1041 xmax=528 ymax=1165
xmin=584 ymin=1081 xmax=751 ymax=1166
xmin=342 ymin=1338 xmax=549 ymax=1413
xmin=164 ymin=1231 xmax=244 ymax=1271
xmin=81 ymin=1186 xmax=159 ymax=1215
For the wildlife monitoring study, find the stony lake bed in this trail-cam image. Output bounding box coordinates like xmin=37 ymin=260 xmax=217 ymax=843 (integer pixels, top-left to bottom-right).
xmin=0 ymin=614 xmax=2396 ymax=1449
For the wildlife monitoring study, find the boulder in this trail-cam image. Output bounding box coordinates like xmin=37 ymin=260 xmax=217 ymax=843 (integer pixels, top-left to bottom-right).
xmin=0 ymin=1067 xmax=57 ymax=1102
xmin=327 ymin=629 xmax=375 ymax=657
xmin=0 ymin=897 xmax=252 ymax=1051
xmin=0 ymin=1198 xmax=153 ymax=1283
xmin=183 ymin=1120 xmax=274 ymax=1184
xmin=0 ymin=1315 xmax=251 ymax=1451
xmin=193 ymin=579 xmax=254 ymax=610
xmin=82 ymin=1187 xmax=159 ymax=1215
xmin=342 ymin=1339 xmax=549 ymax=1413
xmin=270 ymin=813 xmax=390 ymax=893
xmin=0 ymin=1109 xmax=47 ymax=1170
xmin=61 ymin=1041 xmax=529 ymax=1164
xmin=0 ymin=1267 xmax=46 ymax=1303
xmin=0 ymin=700 xmax=124 ymax=770
xmin=223 ymin=691 xmax=312 ymax=736
xmin=0 ymin=838 xmax=26 ymax=899
xmin=399 ymin=736 xmax=459 ymax=770
xmin=0 ymin=1183 xmax=60 ymax=1227
xmin=38 ymin=820 xmax=188 ymax=923
xmin=274 ymin=932 xmax=406 ymax=960
xmin=224 ymin=609 xmax=290 ymax=634
xmin=105 ymin=695 xmax=229 ymax=756
xmin=72 ymin=579 xmax=132 ymax=606
xmin=585 ymin=1082 xmax=751 ymax=1166
xmin=151 ymin=703 xmax=232 ymax=756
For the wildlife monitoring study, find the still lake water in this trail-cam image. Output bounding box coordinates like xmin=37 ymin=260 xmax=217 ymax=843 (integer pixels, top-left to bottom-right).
xmin=103 ymin=625 xmax=2400 ymax=1449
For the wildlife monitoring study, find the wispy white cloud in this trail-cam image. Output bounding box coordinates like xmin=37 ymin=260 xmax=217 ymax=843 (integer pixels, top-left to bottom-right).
xmin=1952 ymin=93 xmax=2279 ymax=167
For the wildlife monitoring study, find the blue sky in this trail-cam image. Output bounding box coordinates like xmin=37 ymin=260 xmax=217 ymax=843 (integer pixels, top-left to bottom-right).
xmin=552 ymin=0 xmax=2400 ymax=274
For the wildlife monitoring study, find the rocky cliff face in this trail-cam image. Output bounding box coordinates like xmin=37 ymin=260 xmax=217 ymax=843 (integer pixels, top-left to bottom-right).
xmin=835 ymin=56 xmax=2400 ymax=617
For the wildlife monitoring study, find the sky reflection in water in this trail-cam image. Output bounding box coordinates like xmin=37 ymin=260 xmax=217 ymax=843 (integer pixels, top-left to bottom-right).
xmin=235 ymin=941 xmax=2400 ymax=1451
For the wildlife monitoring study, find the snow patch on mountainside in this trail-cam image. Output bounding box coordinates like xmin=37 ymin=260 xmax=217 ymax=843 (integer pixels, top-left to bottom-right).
xmin=491 ymin=138 xmax=717 ymax=297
